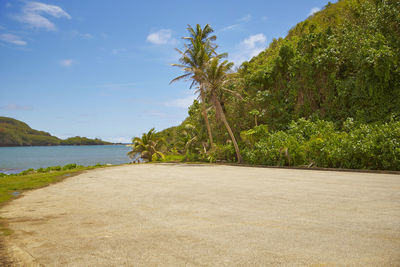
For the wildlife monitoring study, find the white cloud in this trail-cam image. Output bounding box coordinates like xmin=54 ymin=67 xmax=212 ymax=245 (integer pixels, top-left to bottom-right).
xmin=0 ymin=33 xmax=27 ymax=45
xmin=146 ymin=29 xmax=175 ymax=45
xmin=165 ymin=94 xmax=197 ymax=109
xmin=59 ymin=59 xmax=74 ymax=67
xmin=221 ymin=24 xmax=240 ymax=32
xmin=243 ymin=33 xmax=266 ymax=49
xmin=232 ymin=33 xmax=267 ymax=65
xmin=238 ymin=14 xmax=252 ymax=23
xmin=220 ymin=14 xmax=252 ymax=32
xmin=308 ymin=7 xmax=321 ymax=16
xmin=70 ymin=30 xmax=93 ymax=39
xmin=16 ymin=1 xmax=71 ymax=31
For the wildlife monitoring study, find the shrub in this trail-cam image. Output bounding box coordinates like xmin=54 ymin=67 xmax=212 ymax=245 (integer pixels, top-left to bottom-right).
xmin=62 ymin=163 xmax=77 ymax=170
xmin=242 ymin=118 xmax=400 ymax=170
xmin=212 ymin=143 xmax=236 ymax=162
xmin=50 ymin=166 xmax=62 ymax=171
xmin=36 ymin=168 xmax=47 ymax=173
xmin=19 ymin=168 xmax=35 ymax=175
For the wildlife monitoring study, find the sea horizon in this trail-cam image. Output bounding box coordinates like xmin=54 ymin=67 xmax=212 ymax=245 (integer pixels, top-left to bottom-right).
xmin=0 ymin=145 xmax=132 ymax=174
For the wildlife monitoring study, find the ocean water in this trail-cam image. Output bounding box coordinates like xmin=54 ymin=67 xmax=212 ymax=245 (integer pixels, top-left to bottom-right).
xmin=0 ymin=145 xmax=132 ymax=174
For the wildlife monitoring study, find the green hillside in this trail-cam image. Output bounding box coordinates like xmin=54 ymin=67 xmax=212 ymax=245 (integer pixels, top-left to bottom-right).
xmin=0 ymin=117 xmax=112 ymax=146
xmin=234 ymin=0 xmax=400 ymax=130
xmin=149 ymin=0 xmax=400 ymax=170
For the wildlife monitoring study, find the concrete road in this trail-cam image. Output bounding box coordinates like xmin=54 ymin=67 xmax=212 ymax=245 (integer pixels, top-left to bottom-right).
xmin=2 ymin=164 xmax=400 ymax=266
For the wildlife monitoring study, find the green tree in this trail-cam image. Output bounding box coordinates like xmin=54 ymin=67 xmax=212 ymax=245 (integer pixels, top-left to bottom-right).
xmin=203 ymin=57 xmax=243 ymax=163
xmin=171 ymin=24 xmax=224 ymax=150
xmin=127 ymin=128 xmax=165 ymax=162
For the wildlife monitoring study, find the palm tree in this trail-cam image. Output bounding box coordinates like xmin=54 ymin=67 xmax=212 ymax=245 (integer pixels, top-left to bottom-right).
xmin=127 ymin=128 xmax=165 ymax=162
xmin=177 ymin=124 xmax=199 ymax=154
xmin=203 ymin=57 xmax=242 ymax=163
xmin=170 ymin=24 xmax=223 ymax=150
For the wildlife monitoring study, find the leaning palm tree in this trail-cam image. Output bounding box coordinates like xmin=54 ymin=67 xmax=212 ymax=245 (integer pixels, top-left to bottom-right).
xmin=170 ymin=24 xmax=223 ymax=149
xmin=127 ymin=128 xmax=165 ymax=162
xmin=203 ymin=57 xmax=242 ymax=163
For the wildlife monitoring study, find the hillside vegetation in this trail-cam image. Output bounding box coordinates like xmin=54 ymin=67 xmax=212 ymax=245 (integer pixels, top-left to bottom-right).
xmin=0 ymin=117 xmax=111 ymax=146
xmin=134 ymin=0 xmax=400 ymax=171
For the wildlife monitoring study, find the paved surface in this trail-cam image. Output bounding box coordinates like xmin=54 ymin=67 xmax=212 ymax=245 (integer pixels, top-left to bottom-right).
xmin=2 ymin=164 xmax=400 ymax=266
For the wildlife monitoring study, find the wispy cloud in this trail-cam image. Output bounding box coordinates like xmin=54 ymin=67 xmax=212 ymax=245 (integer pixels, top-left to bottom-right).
xmin=232 ymin=33 xmax=267 ymax=65
xmin=220 ymin=14 xmax=252 ymax=32
xmin=70 ymin=30 xmax=93 ymax=39
xmin=0 ymin=104 xmax=33 ymax=110
xmin=15 ymin=1 xmax=71 ymax=31
xmin=221 ymin=24 xmax=240 ymax=32
xmin=59 ymin=59 xmax=75 ymax=67
xmin=308 ymin=7 xmax=321 ymax=16
xmin=146 ymin=29 xmax=176 ymax=45
xmin=0 ymin=33 xmax=27 ymax=46
xmin=165 ymin=94 xmax=197 ymax=109
xmin=238 ymin=14 xmax=252 ymax=23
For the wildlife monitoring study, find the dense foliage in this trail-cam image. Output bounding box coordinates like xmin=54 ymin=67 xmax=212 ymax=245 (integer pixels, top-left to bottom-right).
xmin=236 ymin=0 xmax=400 ymax=130
xmin=242 ymin=119 xmax=400 ymax=170
xmin=0 ymin=117 xmax=112 ymax=146
xmin=134 ymin=0 xmax=400 ymax=170
xmin=127 ymin=128 xmax=165 ymax=162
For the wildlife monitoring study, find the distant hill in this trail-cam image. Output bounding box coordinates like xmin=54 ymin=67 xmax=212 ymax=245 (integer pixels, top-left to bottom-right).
xmin=0 ymin=117 xmax=112 ymax=146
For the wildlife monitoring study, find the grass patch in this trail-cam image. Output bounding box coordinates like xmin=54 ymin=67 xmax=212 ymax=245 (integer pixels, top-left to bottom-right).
xmin=0 ymin=164 xmax=109 ymax=206
xmin=162 ymin=154 xmax=185 ymax=162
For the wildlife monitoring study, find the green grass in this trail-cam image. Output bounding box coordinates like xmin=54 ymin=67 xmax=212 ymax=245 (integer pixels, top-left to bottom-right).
xmin=0 ymin=165 xmax=109 ymax=206
xmin=162 ymin=154 xmax=185 ymax=162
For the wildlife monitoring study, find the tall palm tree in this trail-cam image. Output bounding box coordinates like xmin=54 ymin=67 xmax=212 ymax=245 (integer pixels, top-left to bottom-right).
xmin=203 ymin=57 xmax=242 ymax=163
xmin=127 ymin=128 xmax=165 ymax=162
xmin=170 ymin=24 xmax=223 ymax=150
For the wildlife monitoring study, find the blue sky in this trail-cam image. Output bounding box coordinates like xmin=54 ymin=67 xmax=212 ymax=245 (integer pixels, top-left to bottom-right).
xmin=0 ymin=0 xmax=335 ymax=143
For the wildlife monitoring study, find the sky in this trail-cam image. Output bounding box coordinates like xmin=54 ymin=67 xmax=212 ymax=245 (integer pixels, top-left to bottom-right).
xmin=0 ymin=0 xmax=335 ymax=143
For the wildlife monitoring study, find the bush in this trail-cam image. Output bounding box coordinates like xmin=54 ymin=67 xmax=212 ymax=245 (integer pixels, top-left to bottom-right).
xmin=50 ymin=166 xmax=62 ymax=171
xmin=243 ymin=118 xmax=400 ymax=170
xmin=212 ymin=143 xmax=236 ymax=162
xmin=19 ymin=168 xmax=35 ymax=175
xmin=163 ymin=154 xmax=184 ymax=162
xmin=62 ymin=163 xmax=77 ymax=170
xmin=36 ymin=168 xmax=48 ymax=173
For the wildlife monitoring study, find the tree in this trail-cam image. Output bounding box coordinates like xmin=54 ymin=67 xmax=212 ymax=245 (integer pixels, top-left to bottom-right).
xmin=127 ymin=128 xmax=165 ymax=162
xmin=203 ymin=57 xmax=243 ymax=163
xmin=171 ymin=24 xmax=223 ymax=150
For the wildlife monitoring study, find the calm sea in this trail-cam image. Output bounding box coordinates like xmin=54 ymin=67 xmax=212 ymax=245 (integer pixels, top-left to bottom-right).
xmin=0 ymin=145 xmax=132 ymax=174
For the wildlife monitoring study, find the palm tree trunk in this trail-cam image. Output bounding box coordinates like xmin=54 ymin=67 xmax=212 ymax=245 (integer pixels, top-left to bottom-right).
xmin=200 ymin=88 xmax=214 ymax=149
xmin=211 ymin=91 xmax=242 ymax=163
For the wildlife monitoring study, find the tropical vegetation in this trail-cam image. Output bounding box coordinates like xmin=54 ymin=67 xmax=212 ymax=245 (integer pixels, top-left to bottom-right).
xmin=127 ymin=128 xmax=165 ymax=162
xmin=129 ymin=0 xmax=400 ymax=171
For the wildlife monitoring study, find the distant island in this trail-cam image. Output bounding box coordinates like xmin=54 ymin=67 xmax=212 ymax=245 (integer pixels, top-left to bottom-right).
xmin=0 ymin=116 xmax=112 ymax=147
